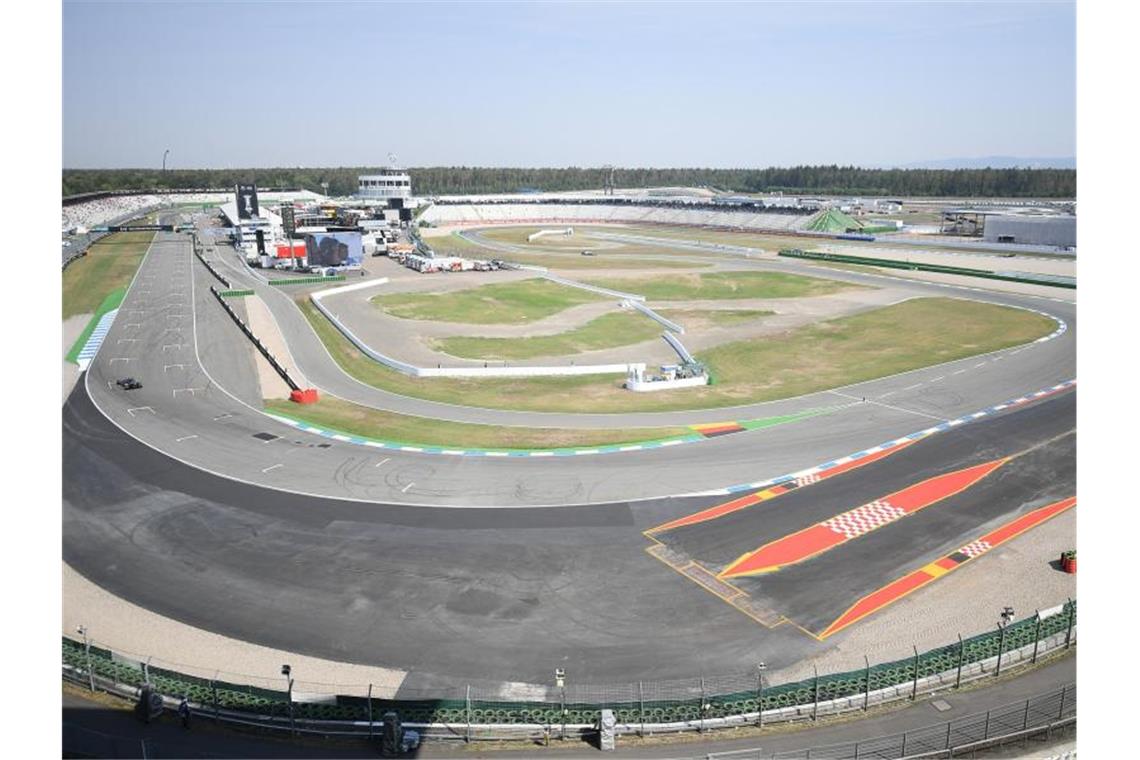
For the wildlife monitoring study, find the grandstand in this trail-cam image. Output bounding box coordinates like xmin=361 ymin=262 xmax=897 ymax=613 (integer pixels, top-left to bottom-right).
xmin=422 ymin=199 xmax=814 ymax=232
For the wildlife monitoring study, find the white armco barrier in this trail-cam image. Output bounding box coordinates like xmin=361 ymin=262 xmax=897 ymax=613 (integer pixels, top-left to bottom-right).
xmin=419 ymin=362 xmax=644 ymax=379
xmin=626 ymin=374 xmax=709 ymax=392
xmin=526 ymin=227 xmax=573 ymax=242
xmin=310 ymin=278 xmax=644 ymax=379
xmin=627 ymin=300 xmax=684 ymax=333
xmin=541 ymin=273 xmax=645 ymax=301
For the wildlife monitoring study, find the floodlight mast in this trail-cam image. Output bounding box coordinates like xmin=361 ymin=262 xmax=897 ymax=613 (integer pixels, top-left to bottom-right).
xmin=603 ymin=165 xmax=616 ymax=196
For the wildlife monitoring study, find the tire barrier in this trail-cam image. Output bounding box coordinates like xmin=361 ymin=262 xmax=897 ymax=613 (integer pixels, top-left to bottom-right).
xmin=209 ymin=286 xmax=301 ymax=394
xmin=778 ymin=249 xmax=1076 ymax=289
xmin=62 ymin=601 xmax=1074 ymax=742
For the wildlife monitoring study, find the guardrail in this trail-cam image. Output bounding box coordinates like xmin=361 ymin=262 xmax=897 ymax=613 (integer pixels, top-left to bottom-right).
xmin=209 ymin=286 xmax=300 ymax=393
xmin=626 ymin=300 xmax=684 ymax=333
xmin=541 ymin=273 xmax=645 ymax=301
xmin=61 ymin=600 xmax=1074 ymax=744
xmin=193 ymin=246 xmax=230 ymax=288
xmin=310 ymin=280 xmax=643 ymax=379
xmin=778 ymin=249 xmax=1076 ymax=289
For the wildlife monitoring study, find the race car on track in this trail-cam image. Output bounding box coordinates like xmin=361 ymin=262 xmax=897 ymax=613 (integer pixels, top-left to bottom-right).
xmin=116 ymin=378 xmax=143 ymax=390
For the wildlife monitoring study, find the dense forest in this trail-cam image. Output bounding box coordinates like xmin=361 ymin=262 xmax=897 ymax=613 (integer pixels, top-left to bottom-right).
xmin=62 ymin=165 xmax=1076 ymax=199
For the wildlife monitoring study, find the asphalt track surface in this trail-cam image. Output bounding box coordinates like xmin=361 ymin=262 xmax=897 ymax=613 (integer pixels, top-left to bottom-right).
xmin=63 ymin=214 xmax=1076 ymax=692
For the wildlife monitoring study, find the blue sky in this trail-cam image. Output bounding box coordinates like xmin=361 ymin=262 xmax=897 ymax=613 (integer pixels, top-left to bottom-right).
xmin=63 ymin=1 xmax=1075 ymax=169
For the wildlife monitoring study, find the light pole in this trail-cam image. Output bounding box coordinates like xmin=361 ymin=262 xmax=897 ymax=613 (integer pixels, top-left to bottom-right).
xmin=76 ymin=625 xmax=94 ymax=691
xmin=756 ymin=662 xmax=767 ymax=727
xmin=282 ymin=664 xmax=295 ymax=735
xmin=162 ymin=149 xmax=170 ymax=172
xmin=996 ymin=606 xmax=1015 ymax=676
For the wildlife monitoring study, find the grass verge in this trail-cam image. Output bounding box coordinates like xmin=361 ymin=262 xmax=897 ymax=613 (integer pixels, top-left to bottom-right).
xmin=63 ymin=230 xmax=155 ymax=319
xmin=433 ymin=311 xmax=661 ymax=360
xmin=372 ymin=278 xmax=605 ymax=324
xmin=583 ymin=271 xmax=861 ymax=301
xmin=65 ymin=288 xmax=126 ymax=364
xmin=264 ymin=396 xmax=691 ymax=450
xmin=298 ymin=295 xmax=1056 ymax=413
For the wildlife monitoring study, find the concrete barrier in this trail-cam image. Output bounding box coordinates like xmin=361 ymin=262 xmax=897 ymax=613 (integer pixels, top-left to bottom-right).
xmin=626 ymin=375 xmax=708 ymax=392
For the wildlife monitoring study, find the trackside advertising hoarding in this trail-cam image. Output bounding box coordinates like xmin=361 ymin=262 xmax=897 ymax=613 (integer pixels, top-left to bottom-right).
xmin=305 ymin=232 xmax=363 ymax=268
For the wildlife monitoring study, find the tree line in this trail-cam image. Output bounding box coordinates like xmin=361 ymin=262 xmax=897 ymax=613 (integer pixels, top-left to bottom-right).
xmin=62 ymin=165 xmax=1075 ymax=199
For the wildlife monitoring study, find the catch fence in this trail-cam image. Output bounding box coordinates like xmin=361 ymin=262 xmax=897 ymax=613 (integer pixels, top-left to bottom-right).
xmin=61 ymin=601 xmax=1074 ymax=743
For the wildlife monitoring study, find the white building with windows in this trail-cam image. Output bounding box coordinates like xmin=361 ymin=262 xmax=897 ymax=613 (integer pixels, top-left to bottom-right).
xmin=357 ymin=168 xmax=412 ymax=200
xmin=220 ymin=201 xmax=282 ymax=261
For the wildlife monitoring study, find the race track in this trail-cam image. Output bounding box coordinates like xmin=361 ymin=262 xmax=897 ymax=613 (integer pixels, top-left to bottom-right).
xmin=63 ymin=216 xmax=1076 ymax=692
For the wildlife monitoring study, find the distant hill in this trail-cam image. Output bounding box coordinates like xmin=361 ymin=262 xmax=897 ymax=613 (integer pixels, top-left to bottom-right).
xmin=894 ymin=156 xmax=1076 ymax=170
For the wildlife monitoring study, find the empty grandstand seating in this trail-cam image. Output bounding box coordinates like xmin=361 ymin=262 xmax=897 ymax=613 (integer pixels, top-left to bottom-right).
xmin=422 ymin=198 xmax=815 ymax=232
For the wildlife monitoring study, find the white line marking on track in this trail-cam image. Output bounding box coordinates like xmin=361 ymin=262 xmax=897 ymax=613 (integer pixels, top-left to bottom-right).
xmin=126 ymin=406 xmax=154 ymax=416
xmin=374 ymin=457 xmax=391 ymax=467
xmin=261 ymin=463 xmax=283 ymax=473
xmin=175 ymin=434 xmax=198 ymax=442
xmin=401 ymin=482 xmax=415 ymax=493
xmin=830 ymin=390 xmax=950 ymax=422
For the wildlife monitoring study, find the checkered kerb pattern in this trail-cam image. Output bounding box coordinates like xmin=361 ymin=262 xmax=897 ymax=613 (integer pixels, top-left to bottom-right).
xmin=824 ymin=500 xmax=907 ymax=539
xmin=958 ymin=540 xmax=993 ymax=558
xmin=795 ymin=473 xmax=821 ymax=487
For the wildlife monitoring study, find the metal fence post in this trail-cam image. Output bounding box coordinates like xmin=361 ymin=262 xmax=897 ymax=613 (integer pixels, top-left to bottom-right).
xmin=983 ymin=710 xmax=991 ymax=739
xmin=945 ymin=720 xmax=952 ymax=750
xmin=1058 ymin=684 xmax=1067 ymax=719
xmin=812 ymin=666 xmax=819 ymax=721
xmin=638 ymin=681 xmax=644 ymax=738
xmin=81 ymin=630 xmax=94 ymax=692
xmin=955 ymin=634 xmax=964 ymax=689
xmin=1023 ymin=698 xmax=1031 ymax=730
xmin=901 ymin=730 xmax=907 ymax=756
xmin=367 ymin=684 xmax=373 ymax=740
xmin=143 ymin=657 xmax=150 ymax=685
xmin=211 ymin=674 xmax=219 ymax=723
xmin=863 ymin=655 xmax=871 ymax=711
xmin=1065 ymin=598 xmax=1074 ymax=648
xmin=995 ymin=624 xmax=1007 ymax=677
xmin=911 ymin=645 xmax=919 ymax=700
xmin=1032 ymin=611 xmax=1043 ymax=664
xmin=699 ymin=677 xmax=706 ymax=733
xmin=465 ymin=684 xmax=471 ymax=743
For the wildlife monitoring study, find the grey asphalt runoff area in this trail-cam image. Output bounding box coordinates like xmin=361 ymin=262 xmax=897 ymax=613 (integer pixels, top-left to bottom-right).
xmin=63 ymin=216 xmax=1076 ymax=693
xmin=62 ymin=654 xmax=1074 ymax=759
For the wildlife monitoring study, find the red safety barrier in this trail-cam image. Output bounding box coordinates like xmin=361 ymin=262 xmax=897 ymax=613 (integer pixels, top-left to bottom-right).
xmin=290 ymin=388 xmax=320 ymax=404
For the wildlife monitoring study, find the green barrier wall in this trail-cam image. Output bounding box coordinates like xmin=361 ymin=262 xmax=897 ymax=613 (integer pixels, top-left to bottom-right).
xmin=268 ymin=275 xmax=347 ymax=286
xmin=62 ymin=601 xmax=1074 ymax=727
